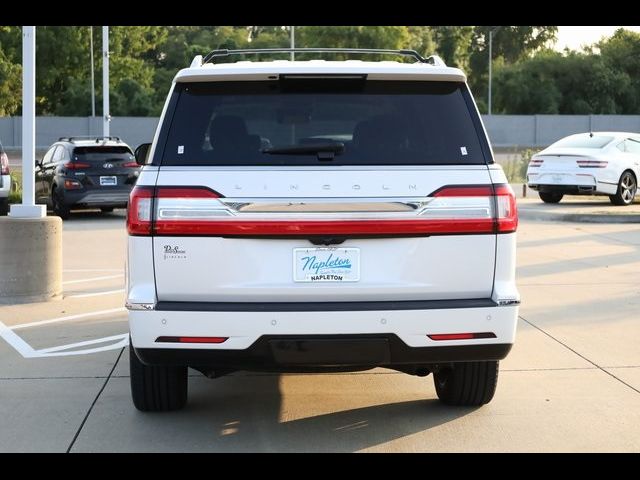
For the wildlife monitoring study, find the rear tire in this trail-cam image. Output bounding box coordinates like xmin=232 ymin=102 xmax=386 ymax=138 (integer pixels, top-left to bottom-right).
xmin=434 ymin=361 xmax=499 ymax=406
xmin=129 ymin=342 xmax=188 ymax=412
xmin=609 ymin=171 xmax=636 ymax=206
xmin=0 ymin=198 xmax=8 ymax=216
xmin=52 ymin=187 xmax=70 ymax=220
xmin=539 ymin=192 xmax=563 ymax=204
xmin=100 ymin=207 xmax=114 ymax=213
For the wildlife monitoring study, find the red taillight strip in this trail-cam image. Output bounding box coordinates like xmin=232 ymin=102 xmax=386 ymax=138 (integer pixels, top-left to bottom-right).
xmin=528 ymin=159 xmax=544 ymax=167
xmin=154 ymin=218 xmax=496 ymax=236
xmin=156 ymin=336 xmax=228 ymax=344
xmin=576 ymin=160 xmax=608 ymax=168
xmin=428 ymin=332 xmax=496 ymax=341
xmin=64 ymin=162 xmax=91 ymax=169
xmin=127 ymin=184 xmax=518 ymax=236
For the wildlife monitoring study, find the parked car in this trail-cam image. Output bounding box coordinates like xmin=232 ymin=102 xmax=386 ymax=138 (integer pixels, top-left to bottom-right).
xmin=35 ymin=136 xmax=139 ymax=219
xmin=126 ymin=48 xmax=520 ymax=411
xmin=527 ymin=132 xmax=640 ymax=205
xmin=0 ymin=140 xmax=10 ymax=216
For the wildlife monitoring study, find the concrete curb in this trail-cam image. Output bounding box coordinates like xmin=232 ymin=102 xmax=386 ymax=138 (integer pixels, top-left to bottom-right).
xmin=518 ymin=208 xmax=640 ymax=224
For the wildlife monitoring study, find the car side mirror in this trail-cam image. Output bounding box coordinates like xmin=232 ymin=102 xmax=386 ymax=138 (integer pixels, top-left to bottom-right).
xmin=35 ymin=159 xmax=42 ymax=168
xmin=134 ymin=143 xmax=152 ymax=166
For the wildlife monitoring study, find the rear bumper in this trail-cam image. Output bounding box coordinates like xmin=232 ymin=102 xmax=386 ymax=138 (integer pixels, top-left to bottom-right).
xmin=134 ymin=335 xmax=513 ymax=371
xmin=62 ymin=188 xmax=131 ymax=207
xmin=129 ymin=301 xmax=518 ymax=370
xmin=528 ymin=184 xmax=597 ymax=195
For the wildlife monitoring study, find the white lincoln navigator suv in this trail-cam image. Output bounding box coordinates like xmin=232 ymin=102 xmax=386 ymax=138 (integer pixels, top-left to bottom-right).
xmin=126 ymin=48 xmax=519 ymax=411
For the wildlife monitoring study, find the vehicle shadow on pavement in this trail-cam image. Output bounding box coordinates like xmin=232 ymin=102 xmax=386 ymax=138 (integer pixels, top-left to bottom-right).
xmin=180 ymin=373 xmax=477 ymax=452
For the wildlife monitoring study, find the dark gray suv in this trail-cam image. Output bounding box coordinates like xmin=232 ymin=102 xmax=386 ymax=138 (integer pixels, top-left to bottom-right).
xmin=35 ymin=136 xmax=139 ymax=219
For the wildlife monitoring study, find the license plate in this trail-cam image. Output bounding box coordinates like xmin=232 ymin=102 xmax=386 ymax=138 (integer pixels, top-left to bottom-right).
xmin=100 ymin=176 xmax=117 ymax=186
xmin=294 ymin=248 xmax=360 ymax=282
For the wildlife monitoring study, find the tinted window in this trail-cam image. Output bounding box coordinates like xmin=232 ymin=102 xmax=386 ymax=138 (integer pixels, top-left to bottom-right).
xmin=51 ymin=146 xmax=64 ymax=163
xmin=73 ymin=146 xmax=133 ymax=162
xmin=42 ymin=147 xmax=56 ymax=164
xmin=550 ymin=135 xmax=613 ymax=149
xmin=625 ymin=138 xmax=640 ymax=155
xmin=159 ymin=80 xmax=487 ymax=166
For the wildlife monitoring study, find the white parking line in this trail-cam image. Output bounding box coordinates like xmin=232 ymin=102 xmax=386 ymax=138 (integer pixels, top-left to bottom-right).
xmin=68 ymin=289 xmax=125 ymax=299
xmin=11 ymin=307 xmax=127 ymax=331
xmin=0 ymin=319 xmax=128 ymax=358
xmin=37 ymin=334 xmax=129 ymax=353
xmin=0 ymin=321 xmax=39 ymax=358
xmin=62 ymin=274 xmax=124 ymax=285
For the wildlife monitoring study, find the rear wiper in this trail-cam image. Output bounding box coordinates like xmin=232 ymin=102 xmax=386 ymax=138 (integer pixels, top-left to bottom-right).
xmin=262 ymin=142 xmax=345 ymax=161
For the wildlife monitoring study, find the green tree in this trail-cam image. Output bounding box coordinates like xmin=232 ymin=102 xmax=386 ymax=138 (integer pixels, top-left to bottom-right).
xmin=0 ymin=50 xmax=21 ymax=115
xmin=432 ymin=26 xmax=474 ymax=70
xmin=469 ymin=26 xmax=558 ymax=111
xmin=297 ymin=26 xmax=410 ymax=61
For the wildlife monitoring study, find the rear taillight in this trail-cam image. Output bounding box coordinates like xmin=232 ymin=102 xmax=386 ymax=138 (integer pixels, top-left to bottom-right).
xmin=127 ymin=186 xmax=155 ymax=235
xmin=123 ymin=162 xmax=139 ymax=168
xmin=128 ymin=184 xmax=517 ymax=237
xmin=494 ymin=184 xmax=518 ymax=233
xmin=0 ymin=153 xmax=9 ymax=175
xmin=434 ymin=184 xmax=517 ymax=234
xmin=576 ymin=160 xmax=608 ymax=168
xmin=64 ymin=161 xmax=91 ymax=170
xmin=528 ymin=158 xmax=544 ymax=168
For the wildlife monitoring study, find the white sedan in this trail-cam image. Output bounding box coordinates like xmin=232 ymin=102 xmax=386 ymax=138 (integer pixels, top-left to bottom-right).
xmin=526 ymin=132 xmax=640 ymax=205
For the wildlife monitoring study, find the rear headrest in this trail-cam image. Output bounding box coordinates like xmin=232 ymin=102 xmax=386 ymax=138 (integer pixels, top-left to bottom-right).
xmin=209 ymin=115 xmax=249 ymax=146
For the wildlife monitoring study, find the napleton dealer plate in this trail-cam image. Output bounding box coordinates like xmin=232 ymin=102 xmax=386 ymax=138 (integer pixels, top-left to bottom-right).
xmin=293 ymin=247 xmax=360 ymax=282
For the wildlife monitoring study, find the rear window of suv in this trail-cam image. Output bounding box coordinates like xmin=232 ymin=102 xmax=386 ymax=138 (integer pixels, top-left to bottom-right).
xmin=73 ymin=146 xmax=133 ymax=161
xmin=158 ymin=80 xmax=488 ymax=166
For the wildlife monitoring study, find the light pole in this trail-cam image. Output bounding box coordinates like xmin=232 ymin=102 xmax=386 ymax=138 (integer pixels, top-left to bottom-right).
xmin=90 ymin=26 xmax=95 ymax=118
xmin=9 ymin=26 xmax=45 ymax=218
xmin=290 ymin=26 xmax=295 ymax=61
xmin=102 ymin=26 xmax=110 ymax=137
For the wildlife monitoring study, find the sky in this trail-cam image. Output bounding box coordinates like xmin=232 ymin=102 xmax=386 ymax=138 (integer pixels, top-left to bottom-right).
xmin=555 ymin=26 xmax=640 ymax=51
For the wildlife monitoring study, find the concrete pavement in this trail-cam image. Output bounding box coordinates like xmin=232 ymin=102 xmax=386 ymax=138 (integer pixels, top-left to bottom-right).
xmin=0 ymin=210 xmax=639 ymax=452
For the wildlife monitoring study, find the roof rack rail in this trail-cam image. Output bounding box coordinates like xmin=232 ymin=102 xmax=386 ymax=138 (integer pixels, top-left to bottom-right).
xmin=58 ymin=136 xmax=121 ymax=143
xmin=201 ymin=48 xmax=442 ymax=66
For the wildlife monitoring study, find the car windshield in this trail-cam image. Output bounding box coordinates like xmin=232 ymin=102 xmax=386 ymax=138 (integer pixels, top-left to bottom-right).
xmin=73 ymin=146 xmax=133 ymax=162
xmin=158 ymin=80 xmax=488 ymax=166
xmin=550 ymin=135 xmax=614 ymax=149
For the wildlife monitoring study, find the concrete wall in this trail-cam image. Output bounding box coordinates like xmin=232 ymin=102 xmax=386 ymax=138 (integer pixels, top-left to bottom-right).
xmin=482 ymin=115 xmax=640 ymax=148
xmin=2 ymin=115 xmax=640 ymax=150
xmin=0 ymin=117 xmax=158 ymax=149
